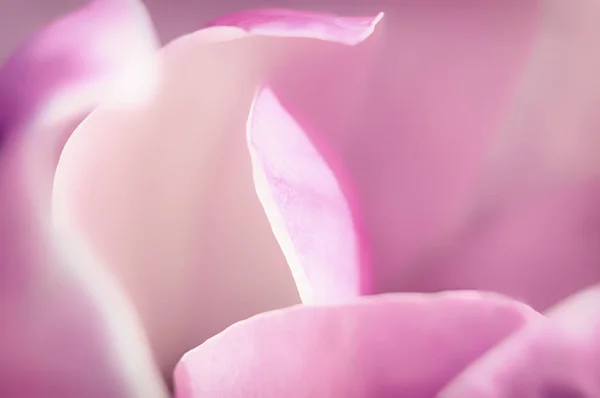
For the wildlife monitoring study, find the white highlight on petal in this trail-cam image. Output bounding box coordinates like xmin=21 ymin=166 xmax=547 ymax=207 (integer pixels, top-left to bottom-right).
xmin=246 ymin=89 xmax=315 ymax=304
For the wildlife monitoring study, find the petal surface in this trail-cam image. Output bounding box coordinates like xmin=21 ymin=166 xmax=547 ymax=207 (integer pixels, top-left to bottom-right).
xmin=207 ymin=8 xmax=382 ymax=45
xmin=40 ymin=0 xmax=582 ymax=354
xmin=146 ymin=0 xmax=551 ymax=306
xmin=0 ymin=1 xmax=166 ymax=397
xmin=439 ymin=286 xmax=600 ymax=397
xmin=0 ymin=0 xmax=90 ymax=61
xmin=52 ymin=8 xmax=381 ymax=378
xmin=174 ymin=292 xmax=540 ymax=398
xmin=248 ymin=86 xmax=368 ymax=303
xmin=249 ymin=1 xmax=541 ymax=300
xmin=394 ymin=0 xmax=600 ymax=311
xmin=213 ymin=0 xmax=600 ymax=312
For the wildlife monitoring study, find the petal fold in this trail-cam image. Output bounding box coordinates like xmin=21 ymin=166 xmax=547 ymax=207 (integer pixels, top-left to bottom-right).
xmin=174 ymin=292 xmax=540 ymax=398
xmin=248 ymin=87 xmax=366 ymax=303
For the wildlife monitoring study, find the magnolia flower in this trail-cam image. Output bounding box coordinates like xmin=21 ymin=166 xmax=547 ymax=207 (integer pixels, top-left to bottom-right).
xmin=2 ymin=0 xmax=600 ymax=397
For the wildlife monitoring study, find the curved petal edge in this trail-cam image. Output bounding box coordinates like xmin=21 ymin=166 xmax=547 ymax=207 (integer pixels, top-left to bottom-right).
xmin=174 ymin=292 xmax=540 ymax=398
xmin=206 ymin=8 xmax=383 ymax=44
xmin=247 ymin=86 xmax=366 ymax=303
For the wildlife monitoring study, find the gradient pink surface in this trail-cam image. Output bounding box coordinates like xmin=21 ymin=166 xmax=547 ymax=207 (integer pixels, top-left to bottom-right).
xmin=3 ymin=0 xmax=600 ymax=397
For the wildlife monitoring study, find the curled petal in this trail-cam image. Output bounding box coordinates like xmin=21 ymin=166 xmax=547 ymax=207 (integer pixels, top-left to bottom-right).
xmin=53 ymin=8 xmax=382 ymax=374
xmin=0 ymin=1 xmax=166 ymax=397
xmin=439 ymin=286 xmax=600 ymax=397
xmin=174 ymin=292 xmax=539 ymax=398
xmin=248 ymin=86 xmax=369 ymax=303
xmin=207 ymin=8 xmax=383 ymax=45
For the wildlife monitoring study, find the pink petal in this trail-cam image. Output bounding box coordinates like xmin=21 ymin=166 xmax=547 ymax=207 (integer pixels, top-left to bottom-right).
xmin=390 ymin=1 xmax=600 ymax=312
xmin=439 ymin=286 xmax=600 ymax=397
xmin=397 ymin=181 xmax=600 ymax=311
xmin=256 ymin=2 xmax=541 ymax=298
xmin=53 ymin=8 xmax=382 ymax=375
xmin=207 ymin=8 xmax=383 ymax=45
xmin=248 ymin=87 xmax=368 ymax=303
xmin=174 ymin=292 xmax=540 ymax=398
xmin=0 ymin=1 xmax=166 ymax=397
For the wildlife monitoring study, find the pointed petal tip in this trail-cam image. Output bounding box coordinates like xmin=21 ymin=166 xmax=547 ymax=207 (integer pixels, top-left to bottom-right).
xmin=205 ymin=9 xmax=384 ymax=45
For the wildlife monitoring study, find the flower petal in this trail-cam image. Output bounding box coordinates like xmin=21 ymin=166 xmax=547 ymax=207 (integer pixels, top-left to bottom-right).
xmin=254 ymin=2 xmax=541 ymax=299
xmin=248 ymin=86 xmax=368 ymax=303
xmin=207 ymin=8 xmax=383 ymax=45
xmin=174 ymin=292 xmax=540 ymax=398
xmin=0 ymin=1 xmax=166 ymax=397
xmin=53 ymin=8 xmax=382 ymax=375
xmin=439 ymin=286 xmax=600 ymax=397
xmin=398 ymin=1 xmax=600 ymax=312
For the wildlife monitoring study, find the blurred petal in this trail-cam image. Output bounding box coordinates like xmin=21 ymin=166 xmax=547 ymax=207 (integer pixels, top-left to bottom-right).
xmin=248 ymin=86 xmax=367 ymax=303
xmin=398 ymin=0 xmax=600 ymax=311
xmin=174 ymin=292 xmax=540 ymax=398
xmin=0 ymin=0 xmax=88 ymax=62
xmin=399 ymin=181 xmax=600 ymax=311
xmin=0 ymin=1 xmax=167 ymax=397
xmin=53 ymin=8 xmax=383 ymax=375
xmin=439 ymin=286 xmax=600 ymax=397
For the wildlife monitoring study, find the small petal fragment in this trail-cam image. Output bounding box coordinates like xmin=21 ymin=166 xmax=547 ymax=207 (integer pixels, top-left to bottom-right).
xmin=174 ymin=292 xmax=540 ymax=398
xmin=248 ymin=87 xmax=366 ymax=303
xmin=439 ymin=286 xmax=600 ymax=397
xmin=0 ymin=1 xmax=166 ymax=397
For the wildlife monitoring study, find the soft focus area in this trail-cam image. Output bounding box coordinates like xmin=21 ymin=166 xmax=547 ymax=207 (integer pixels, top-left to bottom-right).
xmin=4 ymin=1 xmax=600 ymax=397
